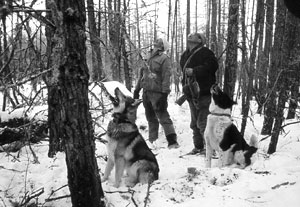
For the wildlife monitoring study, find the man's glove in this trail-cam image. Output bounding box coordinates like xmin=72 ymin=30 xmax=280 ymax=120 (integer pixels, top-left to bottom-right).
xmin=156 ymin=93 xmax=168 ymax=111
xmin=185 ymin=68 xmax=193 ymax=76
xmin=133 ymin=90 xmax=140 ymax=99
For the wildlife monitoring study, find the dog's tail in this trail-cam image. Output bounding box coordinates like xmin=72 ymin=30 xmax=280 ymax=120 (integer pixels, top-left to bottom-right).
xmin=136 ymin=160 xmax=159 ymax=184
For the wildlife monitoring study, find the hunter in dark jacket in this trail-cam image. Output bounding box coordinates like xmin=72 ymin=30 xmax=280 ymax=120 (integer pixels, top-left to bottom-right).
xmin=180 ymin=32 xmax=218 ymax=155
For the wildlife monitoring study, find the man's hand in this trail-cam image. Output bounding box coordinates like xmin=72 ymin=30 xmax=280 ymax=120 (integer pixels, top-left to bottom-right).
xmin=133 ymin=90 xmax=140 ymax=99
xmin=185 ymin=68 xmax=193 ymax=76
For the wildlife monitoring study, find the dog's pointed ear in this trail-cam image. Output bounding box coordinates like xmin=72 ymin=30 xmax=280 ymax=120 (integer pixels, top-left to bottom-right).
xmin=114 ymin=87 xmax=123 ymax=97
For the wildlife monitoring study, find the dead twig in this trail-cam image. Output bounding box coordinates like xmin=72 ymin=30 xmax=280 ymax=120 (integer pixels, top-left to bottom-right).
xmin=0 ymin=165 xmax=24 ymax=173
xmin=20 ymin=187 xmax=44 ymax=206
xmin=271 ymin=181 xmax=296 ymax=189
xmin=104 ymin=189 xmax=138 ymax=207
xmin=129 ymin=189 xmax=138 ymax=207
xmin=44 ymin=195 xmax=70 ymax=202
xmin=43 ymin=184 xmax=69 ymax=203
xmin=144 ymin=181 xmax=152 ymax=207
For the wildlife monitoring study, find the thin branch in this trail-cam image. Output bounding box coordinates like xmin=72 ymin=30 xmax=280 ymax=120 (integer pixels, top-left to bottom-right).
xmin=144 ymin=182 xmax=152 ymax=207
xmin=20 ymin=188 xmax=44 ymax=206
xmin=44 ymin=195 xmax=70 ymax=202
xmin=0 ymin=68 xmax=53 ymax=91
xmin=281 ymin=121 xmax=300 ymax=128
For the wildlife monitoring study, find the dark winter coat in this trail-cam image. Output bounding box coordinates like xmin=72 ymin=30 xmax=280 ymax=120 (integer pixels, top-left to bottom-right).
xmin=180 ymin=46 xmax=218 ymax=97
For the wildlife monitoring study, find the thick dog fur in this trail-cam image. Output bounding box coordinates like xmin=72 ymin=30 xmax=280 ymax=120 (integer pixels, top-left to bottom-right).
xmin=204 ymin=84 xmax=258 ymax=168
xmin=102 ymin=87 xmax=159 ymax=188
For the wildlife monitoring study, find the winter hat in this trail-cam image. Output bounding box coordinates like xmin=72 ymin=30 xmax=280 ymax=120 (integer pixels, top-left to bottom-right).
xmin=153 ymin=38 xmax=169 ymax=51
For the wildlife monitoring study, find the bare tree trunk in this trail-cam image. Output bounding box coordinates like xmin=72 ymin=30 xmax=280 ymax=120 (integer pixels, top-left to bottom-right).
xmin=286 ymin=18 xmax=300 ymax=119
xmin=257 ymin=0 xmax=274 ymax=116
xmin=1 ymin=14 xmax=10 ymax=111
xmin=135 ymin=0 xmax=141 ymax=50
xmin=261 ymin=0 xmax=282 ymax=136
xmin=240 ymin=0 xmax=249 ymax=132
xmin=87 ymin=0 xmax=104 ymax=81
xmin=241 ymin=0 xmax=263 ymax=136
xmin=210 ymin=0 xmax=217 ymax=54
xmin=108 ymin=0 xmax=121 ymax=81
xmin=206 ymin=0 xmax=211 ymax=45
xmin=268 ymin=3 xmax=297 ymax=154
xmin=254 ymin=0 xmax=265 ymax=114
xmin=224 ymin=0 xmax=239 ymax=99
xmin=216 ymin=0 xmax=224 ymax=86
xmin=46 ymin=0 xmax=64 ymax=157
xmin=167 ymin=0 xmax=172 ymax=41
xmin=122 ymin=0 xmax=132 ymax=91
xmin=171 ymin=0 xmax=179 ymax=93
xmin=195 ymin=0 xmax=198 ymax=31
xmin=153 ymin=1 xmax=158 ymax=40
xmin=186 ymin=0 xmax=190 ymax=45
xmin=47 ymin=1 xmax=105 ymax=205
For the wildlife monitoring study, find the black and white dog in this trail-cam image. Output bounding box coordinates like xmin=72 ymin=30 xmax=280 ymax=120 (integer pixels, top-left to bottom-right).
xmin=204 ymin=84 xmax=258 ymax=168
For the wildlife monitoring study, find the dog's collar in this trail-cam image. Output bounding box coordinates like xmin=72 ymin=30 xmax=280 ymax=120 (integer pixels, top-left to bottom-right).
xmin=210 ymin=112 xmax=231 ymax=118
xmin=112 ymin=113 xmax=131 ymax=123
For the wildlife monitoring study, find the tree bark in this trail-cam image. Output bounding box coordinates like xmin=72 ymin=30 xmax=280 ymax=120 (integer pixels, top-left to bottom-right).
xmin=268 ymin=6 xmax=298 ymax=154
xmin=224 ymin=0 xmax=239 ymax=99
xmin=186 ymin=0 xmax=190 ymax=45
xmin=254 ymin=0 xmax=266 ymax=115
xmin=240 ymin=0 xmax=263 ymax=136
xmin=240 ymin=0 xmax=249 ymax=134
xmin=47 ymin=0 xmax=105 ymax=206
xmin=108 ymin=0 xmax=121 ymax=81
xmin=261 ymin=0 xmax=284 ymax=136
xmin=121 ymin=0 xmax=132 ymax=91
xmin=286 ymin=16 xmax=300 ymax=119
xmin=87 ymin=0 xmax=104 ymax=81
xmin=255 ymin=0 xmax=274 ymax=116
xmin=206 ymin=0 xmax=211 ymax=45
xmin=210 ymin=0 xmax=217 ymax=54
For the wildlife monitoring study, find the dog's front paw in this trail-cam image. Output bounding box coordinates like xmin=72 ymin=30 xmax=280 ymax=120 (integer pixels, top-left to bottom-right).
xmin=113 ymin=182 xmax=121 ymax=188
xmin=125 ymin=179 xmax=137 ymax=187
xmin=102 ymin=176 xmax=108 ymax=182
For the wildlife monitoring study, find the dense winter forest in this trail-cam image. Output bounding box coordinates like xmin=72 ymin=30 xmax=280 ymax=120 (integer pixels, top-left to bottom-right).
xmin=0 ymin=0 xmax=299 ymax=206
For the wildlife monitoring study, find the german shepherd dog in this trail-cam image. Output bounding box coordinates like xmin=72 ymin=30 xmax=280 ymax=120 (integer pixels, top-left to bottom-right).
xmin=102 ymin=87 xmax=159 ymax=188
xmin=204 ymin=84 xmax=258 ymax=168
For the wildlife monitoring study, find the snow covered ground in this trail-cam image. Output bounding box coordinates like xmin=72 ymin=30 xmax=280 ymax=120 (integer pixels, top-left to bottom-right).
xmin=0 ymin=81 xmax=300 ymax=207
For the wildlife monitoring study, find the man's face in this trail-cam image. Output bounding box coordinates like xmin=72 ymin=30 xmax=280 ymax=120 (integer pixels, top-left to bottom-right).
xmin=187 ymin=41 xmax=199 ymax=51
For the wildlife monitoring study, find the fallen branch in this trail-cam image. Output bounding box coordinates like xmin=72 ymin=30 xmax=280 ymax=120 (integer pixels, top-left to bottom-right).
xmin=254 ymin=171 xmax=271 ymax=175
xmin=44 ymin=195 xmax=71 ymax=202
xmin=129 ymin=189 xmax=138 ymax=207
xmin=144 ymin=182 xmax=152 ymax=207
xmin=44 ymin=184 xmax=69 ymax=203
xmin=271 ymin=181 xmax=296 ymax=189
xmin=20 ymin=187 xmax=44 ymax=206
xmin=0 ymin=165 xmax=24 ymax=173
xmin=95 ymin=133 xmax=108 ymax=144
